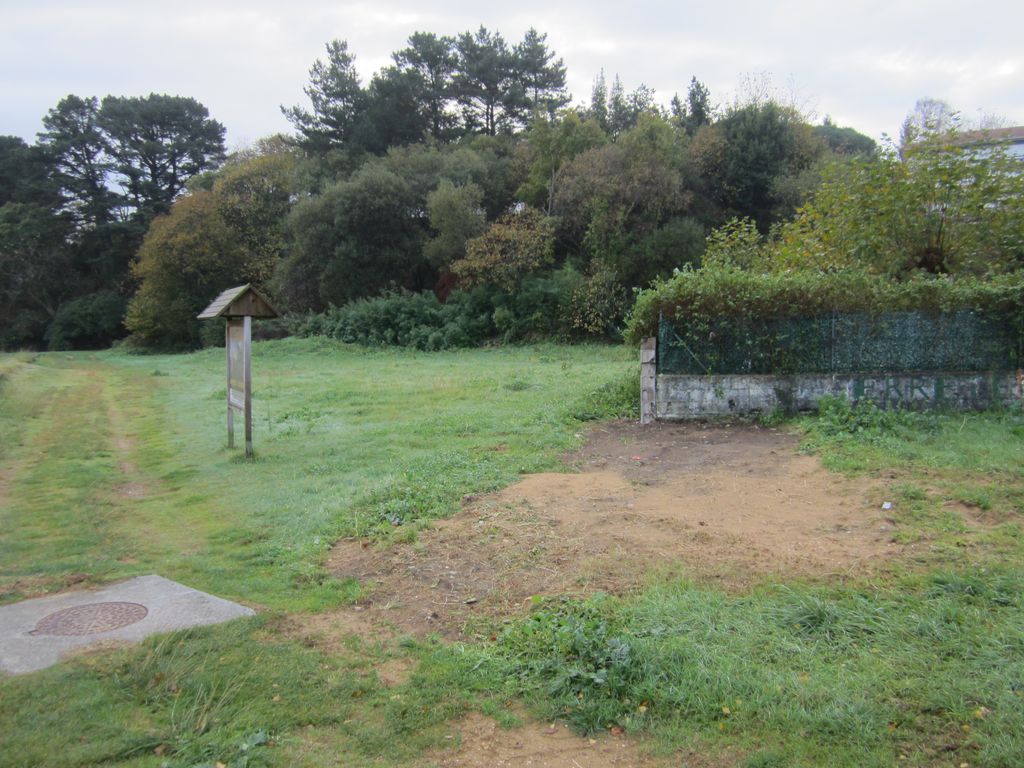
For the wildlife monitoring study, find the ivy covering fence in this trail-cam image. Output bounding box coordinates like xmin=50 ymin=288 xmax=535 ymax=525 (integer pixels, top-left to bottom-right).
xmin=626 ymin=269 xmax=1024 ymax=376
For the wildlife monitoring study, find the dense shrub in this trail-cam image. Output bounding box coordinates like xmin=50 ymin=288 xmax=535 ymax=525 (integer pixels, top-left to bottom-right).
xmin=566 ymin=268 xmax=632 ymax=339
xmin=289 ymin=268 xmax=607 ymax=350
xmin=45 ymin=291 xmax=127 ymax=350
xmin=288 ymin=289 xmax=496 ymax=351
xmin=491 ymin=267 xmax=583 ymax=341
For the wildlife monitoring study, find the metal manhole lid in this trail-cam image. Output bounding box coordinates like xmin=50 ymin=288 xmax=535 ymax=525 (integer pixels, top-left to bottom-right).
xmin=30 ymin=602 xmax=149 ymax=636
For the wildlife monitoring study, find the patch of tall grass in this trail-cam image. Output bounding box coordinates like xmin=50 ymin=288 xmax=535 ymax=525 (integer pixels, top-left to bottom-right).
xmin=485 ymin=571 xmax=1024 ymax=766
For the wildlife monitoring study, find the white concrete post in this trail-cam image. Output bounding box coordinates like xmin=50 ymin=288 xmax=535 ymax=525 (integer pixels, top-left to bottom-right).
xmin=640 ymin=337 xmax=656 ymax=424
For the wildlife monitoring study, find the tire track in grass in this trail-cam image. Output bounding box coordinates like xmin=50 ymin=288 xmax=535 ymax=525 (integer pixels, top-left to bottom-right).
xmin=1 ymin=357 xmax=234 ymax=602
xmin=97 ymin=362 xmax=230 ymax=568
xmin=0 ymin=362 xmax=126 ymax=600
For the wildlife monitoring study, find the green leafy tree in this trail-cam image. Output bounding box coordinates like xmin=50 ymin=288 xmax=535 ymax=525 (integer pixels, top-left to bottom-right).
xmin=37 ymin=95 xmax=118 ymax=225
xmin=512 ymin=28 xmax=569 ymax=119
xmin=517 ymin=110 xmax=607 ymax=213
xmin=212 ymin=148 xmax=298 ymax=285
xmin=685 ymin=77 xmax=712 ymax=136
xmin=813 ymin=116 xmax=876 ymax=157
xmin=0 ymin=136 xmax=56 ymax=207
xmin=700 ymin=216 xmax=764 ymax=269
xmin=37 ymin=96 xmax=142 ymax=330
xmin=553 ymin=113 xmax=692 ymax=285
xmin=454 ymin=26 xmax=516 ymax=135
xmin=608 ymin=75 xmax=629 ymax=137
xmin=607 ymin=76 xmax=657 ymax=137
xmin=283 ymin=40 xmax=367 ymax=151
xmin=423 ymin=179 xmax=486 ymax=268
xmin=394 ymin=32 xmax=459 ymax=141
xmin=691 ymin=101 xmax=823 ymax=230
xmin=353 ymin=66 xmax=431 ymax=153
xmin=2 ymin=92 xmax=225 ymax=349
xmin=123 ymin=141 xmax=298 ymax=348
xmin=0 ymin=203 xmax=73 ymax=312
xmin=589 ymin=70 xmax=609 ymax=132
xmin=453 ymin=207 xmax=555 ymax=290
xmin=461 ymin=134 xmax=523 ymax=219
xmin=125 ymin=191 xmax=249 ymax=348
xmin=277 ymin=163 xmax=424 ymax=310
xmin=45 ymin=290 xmax=127 ymax=350
xmin=0 ymin=135 xmax=79 ymax=348
xmin=567 ymin=265 xmax=630 ymax=338
xmin=375 ymin=138 xmax=513 ymax=215
xmin=99 ymin=93 xmax=226 ymax=217
xmin=669 ymin=93 xmax=686 ymax=130
xmin=769 ymin=143 xmax=1024 ymax=277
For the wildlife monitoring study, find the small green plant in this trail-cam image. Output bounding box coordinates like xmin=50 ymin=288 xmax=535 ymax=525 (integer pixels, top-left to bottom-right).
xmin=956 ymin=484 xmax=994 ymax=511
xmin=807 ymin=395 xmax=938 ymax=448
xmin=569 ymin=368 xmax=640 ymax=421
xmin=756 ymin=406 xmax=787 ymax=427
xmin=497 ymin=598 xmax=641 ymax=733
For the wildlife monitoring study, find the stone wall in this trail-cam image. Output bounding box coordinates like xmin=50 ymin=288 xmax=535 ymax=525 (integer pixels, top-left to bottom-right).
xmin=656 ymin=371 xmax=1024 ymax=419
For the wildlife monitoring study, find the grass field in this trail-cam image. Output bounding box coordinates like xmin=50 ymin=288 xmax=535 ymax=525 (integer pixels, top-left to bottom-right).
xmin=1 ymin=340 xmax=1023 ymax=768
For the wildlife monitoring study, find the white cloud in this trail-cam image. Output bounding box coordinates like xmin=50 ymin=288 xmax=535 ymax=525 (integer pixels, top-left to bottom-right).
xmin=2 ymin=0 xmax=1023 ymax=148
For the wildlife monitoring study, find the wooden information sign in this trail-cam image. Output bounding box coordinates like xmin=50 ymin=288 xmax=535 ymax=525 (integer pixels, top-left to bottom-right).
xmin=198 ymin=284 xmax=278 ymax=458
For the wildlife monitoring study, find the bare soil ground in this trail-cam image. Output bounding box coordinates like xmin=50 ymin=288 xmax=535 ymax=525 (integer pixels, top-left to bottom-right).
xmin=313 ymin=421 xmax=903 ymax=767
xmin=328 ymin=421 xmax=898 ymax=641
xmin=419 ymin=713 xmax=694 ymax=768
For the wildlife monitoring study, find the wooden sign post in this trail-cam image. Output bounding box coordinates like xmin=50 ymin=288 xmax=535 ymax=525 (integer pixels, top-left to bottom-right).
xmin=198 ymin=285 xmax=278 ymax=458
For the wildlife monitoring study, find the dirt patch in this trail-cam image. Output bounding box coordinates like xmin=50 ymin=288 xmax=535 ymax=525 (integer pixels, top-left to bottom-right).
xmin=329 ymin=421 xmax=900 ymax=639
xmin=0 ymin=572 xmax=95 ymax=603
xmin=115 ymin=456 xmax=146 ymax=500
xmin=114 ymin=482 xmax=146 ymax=498
xmin=0 ymin=575 xmax=55 ymax=602
xmin=377 ymin=657 xmax=416 ymax=687
xmin=272 ymin=609 xmax=384 ymax=655
xmin=422 ymin=713 xmax=673 ymax=768
xmin=272 ymin=609 xmax=416 ymax=685
xmin=0 ymin=468 xmax=11 ymax=512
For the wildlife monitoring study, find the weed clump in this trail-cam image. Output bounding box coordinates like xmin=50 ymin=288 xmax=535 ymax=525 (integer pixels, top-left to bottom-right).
xmin=569 ymin=367 xmax=640 ymax=421
xmin=497 ymin=597 xmax=641 ymax=734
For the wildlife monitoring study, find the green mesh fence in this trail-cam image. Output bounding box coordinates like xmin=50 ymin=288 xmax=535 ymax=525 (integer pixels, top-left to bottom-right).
xmin=658 ymin=311 xmax=1023 ymax=375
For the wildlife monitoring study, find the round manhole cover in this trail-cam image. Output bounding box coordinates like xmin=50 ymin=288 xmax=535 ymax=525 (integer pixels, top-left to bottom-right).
xmin=30 ymin=602 xmax=149 ymax=636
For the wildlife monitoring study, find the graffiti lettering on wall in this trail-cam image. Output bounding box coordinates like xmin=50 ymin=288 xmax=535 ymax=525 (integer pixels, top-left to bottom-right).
xmin=851 ymin=373 xmax=1023 ymax=409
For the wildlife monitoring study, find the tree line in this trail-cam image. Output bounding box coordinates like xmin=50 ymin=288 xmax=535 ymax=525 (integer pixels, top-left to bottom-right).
xmin=284 ymin=28 xmax=570 ymax=150
xmin=2 ymin=26 xmax=879 ymax=350
xmin=1 ymin=94 xmax=224 ymax=348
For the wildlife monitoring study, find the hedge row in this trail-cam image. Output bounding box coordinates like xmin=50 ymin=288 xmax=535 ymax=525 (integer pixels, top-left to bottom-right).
xmin=624 ymin=267 xmax=1024 ymax=346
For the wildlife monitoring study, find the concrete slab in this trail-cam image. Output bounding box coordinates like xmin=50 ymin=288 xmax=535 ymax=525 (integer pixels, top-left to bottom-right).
xmin=0 ymin=575 xmax=255 ymax=675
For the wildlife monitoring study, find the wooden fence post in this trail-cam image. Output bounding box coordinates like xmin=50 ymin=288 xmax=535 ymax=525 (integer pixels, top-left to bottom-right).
xmin=640 ymin=336 xmax=656 ymax=424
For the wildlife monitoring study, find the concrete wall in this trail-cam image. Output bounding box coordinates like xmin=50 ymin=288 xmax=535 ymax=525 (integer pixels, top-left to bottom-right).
xmin=656 ymin=371 xmax=1023 ymax=419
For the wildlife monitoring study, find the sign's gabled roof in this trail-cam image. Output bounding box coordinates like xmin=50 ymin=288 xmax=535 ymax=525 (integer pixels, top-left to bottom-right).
xmin=197 ymin=284 xmax=279 ymax=319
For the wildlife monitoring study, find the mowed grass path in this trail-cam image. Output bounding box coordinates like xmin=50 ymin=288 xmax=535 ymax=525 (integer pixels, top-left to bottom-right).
xmin=0 ymin=339 xmax=633 ymax=609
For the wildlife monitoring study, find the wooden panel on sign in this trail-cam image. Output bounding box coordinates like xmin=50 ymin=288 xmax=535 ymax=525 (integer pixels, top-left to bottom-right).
xmin=227 ymin=320 xmax=245 ymax=410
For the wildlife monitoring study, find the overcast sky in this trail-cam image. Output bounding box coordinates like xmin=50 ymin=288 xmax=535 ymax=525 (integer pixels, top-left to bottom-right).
xmin=3 ymin=0 xmax=1022 ymax=151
